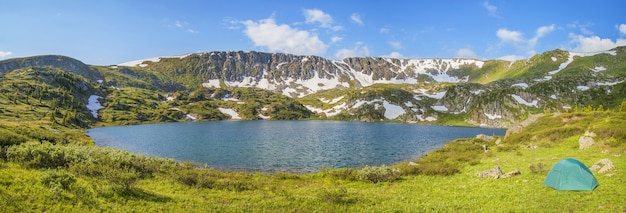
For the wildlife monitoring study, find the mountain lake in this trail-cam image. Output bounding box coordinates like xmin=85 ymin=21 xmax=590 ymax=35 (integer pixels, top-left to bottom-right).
xmin=87 ymin=120 xmax=506 ymax=173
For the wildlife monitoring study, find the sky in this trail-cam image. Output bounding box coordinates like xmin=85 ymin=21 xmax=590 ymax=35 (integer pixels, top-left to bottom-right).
xmin=1 ymin=0 xmax=625 ymax=65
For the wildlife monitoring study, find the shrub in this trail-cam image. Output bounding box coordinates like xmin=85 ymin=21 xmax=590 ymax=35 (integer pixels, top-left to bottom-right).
xmin=318 ymin=187 xmax=352 ymax=204
xmin=176 ymin=169 xmax=216 ymax=189
xmin=356 ymin=165 xmax=400 ymax=183
xmin=5 ymin=141 xmax=77 ymax=169
xmin=328 ymin=168 xmax=358 ymax=181
xmin=103 ymin=166 xmax=141 ymax=190
xmin=394 ymin=162 xmax=421 ymax=176
xmin=0 ymin=128 xmax=29 ymax=146
xmin=417 ymin=162 xmax=460 ymax=176
xmin=40 ymin=169 xmax=76 ymax=195
xmin=529 ymin=163 xmax=548 ymax=175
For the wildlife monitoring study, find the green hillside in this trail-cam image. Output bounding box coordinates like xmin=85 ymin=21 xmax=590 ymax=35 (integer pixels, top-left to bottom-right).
xmin=1 ymin=110 xmax=624 ymax=212
xmin=0 ymin=47 xmax=625 ymax=211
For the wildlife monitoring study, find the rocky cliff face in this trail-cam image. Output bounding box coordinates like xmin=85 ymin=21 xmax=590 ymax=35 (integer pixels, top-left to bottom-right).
xmin=2 ymin=46 xmax=624 ymax=128
xmin=123 ymin=51 xmax=485 ymax=98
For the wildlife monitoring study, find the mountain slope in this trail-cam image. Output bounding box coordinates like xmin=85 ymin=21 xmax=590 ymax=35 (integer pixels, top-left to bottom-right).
xmin=1 ymin=46 xmax=625 ymax=128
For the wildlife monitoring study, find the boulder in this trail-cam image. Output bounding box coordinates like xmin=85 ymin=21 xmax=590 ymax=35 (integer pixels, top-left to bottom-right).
xmin=589 ymin=159 xmax=615 ymax=174
xmin=578 ymin=136 xmax=594 ymax=149
xmin=476 ymin=165 xmax=503 ymax=178
xmin=500 ymin=170 xmax=521 ymax=178
xmin=476 ymin=166 xmax=521 ymax=179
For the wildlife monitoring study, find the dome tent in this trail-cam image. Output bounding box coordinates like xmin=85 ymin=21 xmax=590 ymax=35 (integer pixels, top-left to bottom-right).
xmin=544 ymin=158 xmax=598 ymax=191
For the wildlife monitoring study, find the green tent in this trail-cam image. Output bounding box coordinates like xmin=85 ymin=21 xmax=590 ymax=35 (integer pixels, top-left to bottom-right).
xmin=544 ymin=158 xmax=598 ymax=191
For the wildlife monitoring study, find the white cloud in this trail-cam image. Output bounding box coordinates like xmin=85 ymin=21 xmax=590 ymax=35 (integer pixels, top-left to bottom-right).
xmin=330 ymin=36 xmax=343 ymax=43
xmin=379 ymin=27 xmax=390 ymax=34
xmin=242 ymin=17 xmax=327 ymax=56
xmin=483 ymin=1 xmax=499 ymax=18
xmin=223 ymin=17 xmax=242 ymax=30
xmin=175 ymin=20 xmax=185 ymax=28
xmin=497 ymin=55 xmax=526 ymax=61
xmin=331 ymin=25 xmax=344 ymax=31
xmin=388 ymin=41 xmax=402 ymax=49
xmin=456 ymin=48 xmax=478 ymax=58
xmin=382 ymin=51 xmax=404 ymax=58
xmin=619 ymin=24 xmax=626 ymax=35
xmin=569 ymin=33 xmax=626 ymax=52
xmin=334 ymin=42 xmax=370 ymax=59
xmin=529 ymin=24 xmax=555 ymax=46
xmin=304 ymin=9 xmax=334 ymax=28
xmin=0 ymin=51 xmax=12 ymax=58
xmin=351 ymin=13 xmax=364 ymax=26
xmin=496 ymin=28 xmax=523 ymax=43
xmin=568 ymin=22 xmax=594 ymax=35
xmin=495 ymin=25 xmax=555 ymax=56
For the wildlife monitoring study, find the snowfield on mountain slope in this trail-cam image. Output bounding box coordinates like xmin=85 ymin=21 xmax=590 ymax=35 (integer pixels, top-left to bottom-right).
xmin=118 ymin=54 xmax=192 ymax=67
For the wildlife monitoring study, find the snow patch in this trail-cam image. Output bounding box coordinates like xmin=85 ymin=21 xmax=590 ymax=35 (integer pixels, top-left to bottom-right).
xmin=596 ymin=81 xmax=624 ymax=86
xmin=87 ymin=95 xmax=104 ymax=118
xmin=551 ymin=57 xmax=557 ymax=62
xmin=218 ymin=108 xmax=241 ymax=119
xmin=591 ymin=66 xmax=607 ymax=72
xmin=471 ymin=90 xmax=485 ymax=95
xmin=258 ymin=114 xmax=271 ymax=119
xmin=431 ymin=105 xmax=449 ymax=112
xmin=202 ymin=79 xmax=221 ymax=88
xmin=512 ymin=83 xmax=529 ymax=89
xmin=382 ymin=100 xmax=404 ymax=119
xmin=185 ymin=114 xmax=197 ymax=120
xmin=423 ymin=91 xmax=447 ymax=99
xmin=424 ymin=116 xmax=437 ymax=121
xmin=96 ymin=79 xmax=103 ymax=84
xmin=550 ymin=94 xmax=557 ymax=99
xmin=510 ymin=94 xmax=538 ymax=107
xmin=118 ymin=54 xmax=191 ymax=67
xmin=484 ymin=113 xmax=502 ymax=120
xmin=321 ymin=96 xmax=344 ymax=104
xmin=577 ymin=86 xmax=590 ymax=91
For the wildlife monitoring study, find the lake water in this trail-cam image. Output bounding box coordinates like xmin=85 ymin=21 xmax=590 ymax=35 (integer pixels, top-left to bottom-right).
xmin=87 ymin=120 xmax=506 ymax=173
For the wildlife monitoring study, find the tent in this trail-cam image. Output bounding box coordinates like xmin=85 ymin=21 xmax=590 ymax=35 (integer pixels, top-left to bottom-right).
xmin=544 ymin=158 xmax=598 ymax=191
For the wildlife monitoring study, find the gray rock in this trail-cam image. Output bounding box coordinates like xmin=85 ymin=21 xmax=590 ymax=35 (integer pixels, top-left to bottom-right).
xmin=500 ymin=170 xmax=521 ymax=178
xmin=578 ymin=136 xmax=594 ymax=149
xmin=589 ymin=159 xmax=615 ymax=174
xmin=476 ymin=165 xmax=503 ymax=178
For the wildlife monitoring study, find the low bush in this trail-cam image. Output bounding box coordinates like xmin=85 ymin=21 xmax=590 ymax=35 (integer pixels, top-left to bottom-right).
xmin=0 ymin=128 xmax=29 ymax=146
xmin=394 ymin=162 xmax=421 ymax=176
xmin=356 ymin=165 xmax=400 ymax=183
xmin=317 ymin=187 xmax=352 ymax=204
xmin=417 ymin=162 xmax=460 ymax=176
xmin=529 ymin=163 xmax=548 ymax=175
xmin=40 ymin=169 xmax=76 ymax=195
xmin=328 ymin=168 xmax=358 ymax=181
xmin=5 ymin=141 xmax=77 ymax=169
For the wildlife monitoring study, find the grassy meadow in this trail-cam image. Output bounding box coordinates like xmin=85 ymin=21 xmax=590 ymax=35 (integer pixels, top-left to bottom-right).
xmin=1 ymin=110 xmax=625 ymax=212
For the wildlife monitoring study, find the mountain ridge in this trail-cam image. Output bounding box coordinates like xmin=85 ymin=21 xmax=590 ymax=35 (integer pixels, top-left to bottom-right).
xmin=1 ymin=46 xmax=625 ymax=128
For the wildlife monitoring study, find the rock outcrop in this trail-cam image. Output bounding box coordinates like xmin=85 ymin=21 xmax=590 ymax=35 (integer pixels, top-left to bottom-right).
xmin=589 ymin=159 xmax=615 ymax=174
xmin=476 ymin=165 xmax=521 ymax=179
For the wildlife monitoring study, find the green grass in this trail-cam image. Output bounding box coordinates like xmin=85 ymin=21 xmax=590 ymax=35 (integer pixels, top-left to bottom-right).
xmin=1 ymin=112 xmax=625 ymax=212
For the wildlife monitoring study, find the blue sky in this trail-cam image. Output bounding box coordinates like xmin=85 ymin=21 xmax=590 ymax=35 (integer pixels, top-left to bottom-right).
xmin=1 ymin=0 xmax=625 ymax=65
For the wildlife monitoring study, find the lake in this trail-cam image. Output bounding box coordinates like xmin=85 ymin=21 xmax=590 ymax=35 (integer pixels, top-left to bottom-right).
xmin=87 ymin=120 xmax=506 ymax=173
